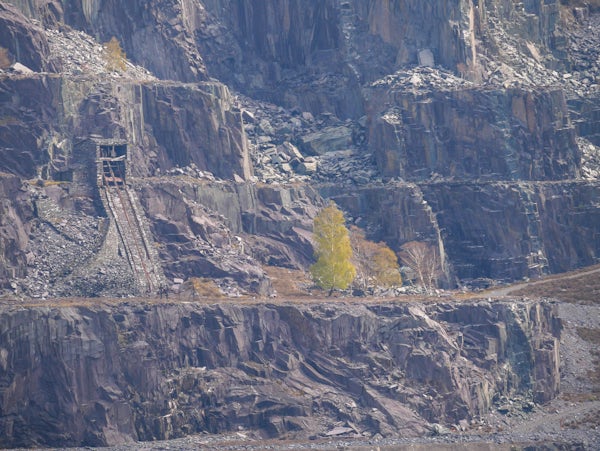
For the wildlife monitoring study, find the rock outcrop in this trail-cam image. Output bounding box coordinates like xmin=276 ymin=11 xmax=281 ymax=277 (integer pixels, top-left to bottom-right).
xmin=0 ymin=0 xmax=599 ymax=296
xmin=0 ymin=67 xmax=257 ymax=295
xmin=0 ymin=74 xmax=251 ymax=182
xmin=5 ymin=0 xmax=207 ymax=81
xmin=134 ymin=178 xmax=320 ymax=295
xmin=325 ymin=180 xmax=600 ymax=284
xmin=0 ymin=175 xmax=33 ymax=288
xmin=367 ymin=84 xmax=579 ymax=181
xmin=0 ymin=298 xmax=560 ymax=447
xmin=0 ymin=3 xmax=56 ymax=73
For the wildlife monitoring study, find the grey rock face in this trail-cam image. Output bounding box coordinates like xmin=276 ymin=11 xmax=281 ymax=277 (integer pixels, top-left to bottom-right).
xmin=135 ymin=178 xmax=320 ymax=294
xmin=138 ymin=82 xmax=252 ymax=181
xmin=5 ymin=0 xmax=207 ymax=82
xmin=0 ymin=76 xmax=251 ymax=182
xmin=0 ymin=175 xmax=33 ymax=287
xmin=368 ymin=86 xmax=579 ymax=181
xmin=326 ymin=180 xmax=600 ymax=284
xmin=0 ymin=299 xmax=560 ymax=447
xmin=299 ymin=126 xmax=354 ymax=156
xmin=0 ymin=73 xmax=256 ymax=294
xmin=0 ymin=3 xmax=57 ymax=73
xmin=0 ymin=0 xmax=600 ymax=294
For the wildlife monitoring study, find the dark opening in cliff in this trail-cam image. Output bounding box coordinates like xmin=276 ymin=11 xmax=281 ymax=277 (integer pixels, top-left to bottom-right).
xmin=97 ymin=140 xmax=127 ymax=186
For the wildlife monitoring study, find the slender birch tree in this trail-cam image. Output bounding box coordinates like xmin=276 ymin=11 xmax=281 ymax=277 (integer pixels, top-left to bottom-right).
xmin=310 ymin=202 xmax=355 ymax=295
xmin=399 ymin=241 xmax=442 ymax=294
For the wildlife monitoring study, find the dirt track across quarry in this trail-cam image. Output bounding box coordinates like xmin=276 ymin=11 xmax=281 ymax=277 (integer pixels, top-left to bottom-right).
xmin=484 ymin=264 xmax=600 ymax=300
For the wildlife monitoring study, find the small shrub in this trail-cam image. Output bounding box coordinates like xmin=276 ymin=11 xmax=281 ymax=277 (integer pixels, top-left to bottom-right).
xmin=187 ymin=277 xmax=222 ymax=298
xmin=104 ymin=37 xmax=127 ymax=72
xmin=0 ymin=47 xmax=12 ymax=69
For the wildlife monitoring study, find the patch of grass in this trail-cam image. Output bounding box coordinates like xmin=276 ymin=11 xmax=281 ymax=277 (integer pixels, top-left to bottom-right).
xmin=0 ymin=115 xmax=19 ymax=126
xmin=577 ymin=327 xmax=600 ymax=344
xmin=0 ymin=47 xmax=11 ymax=69
xmin=186 ymin=277 xmax=223 ymax=298
xmin=561 ymin=0 xmax=600 ymax=10
xmin=560 ymin=392 xmax=599 ymax=402
xmin=25 ymin=179 xmax=69 ymax=187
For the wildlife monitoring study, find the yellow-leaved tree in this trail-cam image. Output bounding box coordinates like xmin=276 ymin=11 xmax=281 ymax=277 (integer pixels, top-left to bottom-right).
xmin=350 ymin=226 xmax=402 ymax=292
xmin=104 ymin=37 xmax=127 ymax=72
xmin=373 ymin=244 xmax=403 ymax=287
xmin=310 ymin=201 xmax=356 ymax=295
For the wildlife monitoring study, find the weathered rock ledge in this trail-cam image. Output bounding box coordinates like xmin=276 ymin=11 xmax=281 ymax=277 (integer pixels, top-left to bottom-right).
xmin=0 ymin=298 xmax=559 ymax=447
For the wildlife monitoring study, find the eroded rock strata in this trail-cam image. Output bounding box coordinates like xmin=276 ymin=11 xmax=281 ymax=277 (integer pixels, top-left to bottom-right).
xmin=1 ymin=0 xmax=600 ymax=296
xmin=0 ymin=0 xmax=598 ymax=447
xmin=0 ymin=299 xmax=559 ymax=447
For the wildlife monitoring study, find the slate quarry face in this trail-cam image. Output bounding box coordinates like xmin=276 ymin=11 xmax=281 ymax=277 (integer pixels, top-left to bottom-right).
xmin=0 ymin=0 xmax=598 ymax=447
xmin=0 ymin=300 xmax=560 ymax=446
xmin=0 ymin=0 xmax=599 ymax=291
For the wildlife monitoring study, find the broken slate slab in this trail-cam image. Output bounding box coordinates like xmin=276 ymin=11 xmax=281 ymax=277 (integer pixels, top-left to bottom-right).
xmin=299 ymin=126 xmax=353 ymax=155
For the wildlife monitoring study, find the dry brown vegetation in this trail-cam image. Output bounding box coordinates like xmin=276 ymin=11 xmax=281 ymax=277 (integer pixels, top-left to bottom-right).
xmin=577 ymin=327 xmax=600 ymax=401
xmin=185 ymin=277 xmax=223 ymax=298
xmin=263 ymin=266 xmax=313 ymax=297
xmin=511 ymin=264 xmax=600 ymax=304
xmin=104 ymin=37 xmax=127 ymax=72
xmin=0 ymin=47 xmax=11 ymax=69
xmin=561 ymin=408 xmax=600 ymax=429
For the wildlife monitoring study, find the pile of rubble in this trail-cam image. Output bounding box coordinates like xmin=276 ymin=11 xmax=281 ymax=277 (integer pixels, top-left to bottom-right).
xmin=10 ymin=185 xmax=108 ymax=298
xmin=366 ymin=9 xmax=600 ymax=101
xmin=578 ymin=137 xmax=600 ymax=180
xmin=565 ymin=12 xmax=600 ymax=85
xmin=163 ymin=163 xmax=217 ymax=181
xmin=370 ymin=66 xmax=475 ymax=92
xmin=480 ymin=7 xmax=600 ymax=99
xmin=236 ymin=94 xmax=377 ymax=185
xmin=45 ymin=24 xmax=156 ymax=80
xmin=314 ymin=149 xmax=380 ymax=186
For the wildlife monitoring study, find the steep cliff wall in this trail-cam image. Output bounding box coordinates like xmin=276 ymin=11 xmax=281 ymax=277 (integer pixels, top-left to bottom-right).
xmin=0 ymin=75 xmax=251 ymax=182
xmin=361 ymin=0 xmax=473 ymax=71
xmin=0 ymin=76 xmax=62 ymax=178
xmin=367 ymin=85 xmax=579 ymax=181
xmin=1 ymin=0 xmax=599 ymax=295
xmin=0 ymin=299 xmax=560 ymax=447
xmin=0 ymin=3 xmax=57 ymax=72
xmin=0 ymin=73 xmax=257 ymax=294
xmin=421 ymin=181 xmax=600 ymax=279
xmin=134 ymin=178 xmax=320 ymax=293
xmin=0 ymin=175 xmax=33 ymax=287
xmin=194 ymin=0 xmax=342 ymax=81
xmin=138 ymin=82 xmax=252 ymax=180
xmin=324 ymin=180 xmax=600 ymax=283
xmin=5 ymin=0 xmax=207 ymax=82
